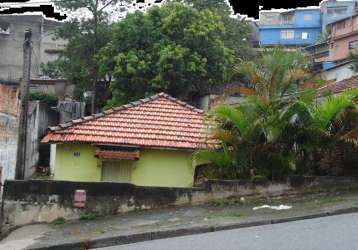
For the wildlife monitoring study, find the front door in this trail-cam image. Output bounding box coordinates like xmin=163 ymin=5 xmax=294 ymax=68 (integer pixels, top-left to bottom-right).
xmin=101 ymin=161 xmax=132 ymax=183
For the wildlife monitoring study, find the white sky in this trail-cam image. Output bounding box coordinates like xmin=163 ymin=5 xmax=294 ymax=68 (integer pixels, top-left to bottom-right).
xmin=0 ymin=0 xmax=165 ymax=21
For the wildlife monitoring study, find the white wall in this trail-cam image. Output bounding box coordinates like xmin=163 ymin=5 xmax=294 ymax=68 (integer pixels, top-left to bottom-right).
xmin=321 ymin=62 xmax=354 ymax=81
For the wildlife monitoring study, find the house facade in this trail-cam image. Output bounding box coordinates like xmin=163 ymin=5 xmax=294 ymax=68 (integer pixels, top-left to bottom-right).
xmin=258 ymin=8 xmax=322 ymax=47
xmin=320 ymin=0 xmax=357 ymax=32
xmin=329 ymin=13 xmax=358 ymax=61
xmin=41 ymin=93 xmax=211 ymax=188
xmin=319 ymin=60 xmax=355 ymax=81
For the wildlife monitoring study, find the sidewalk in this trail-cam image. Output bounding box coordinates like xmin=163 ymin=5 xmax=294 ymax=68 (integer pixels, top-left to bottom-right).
xmin=2 ymin=189 xmax=358 ymax=250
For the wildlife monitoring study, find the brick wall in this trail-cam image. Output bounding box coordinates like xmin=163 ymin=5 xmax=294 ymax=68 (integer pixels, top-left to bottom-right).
xmin=0 ymin=84 xmax=19 ymax=116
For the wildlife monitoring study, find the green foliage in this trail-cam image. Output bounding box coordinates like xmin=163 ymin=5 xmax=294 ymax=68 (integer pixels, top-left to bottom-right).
xmin=197 ymin=47 xmax=358 ymax=180
xmin=178 ymin=0 xmax=255 ymax=61
xmin=52 ymin=217 xmax=66 ymax=225
xmin=42 ymin=0 xmax=129 ymax=109
xmin=235 ymin=46 xmax=311 ymax=101
xmin=80 ymin=212 xmax=98 ymax=221
xmin=98 ymin=2 xmax=239 ymax=105
xmin=29 ymin=92 xmax=58 ymax=106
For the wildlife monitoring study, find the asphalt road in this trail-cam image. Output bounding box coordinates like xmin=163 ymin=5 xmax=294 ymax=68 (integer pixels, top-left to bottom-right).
xmin=100 ymin=213 xmax=358 ymax=250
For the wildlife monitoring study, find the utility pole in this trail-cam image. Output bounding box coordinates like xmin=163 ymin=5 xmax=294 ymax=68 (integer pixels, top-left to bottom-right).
xmin=15 ymin=29 xmax=32 ymax=180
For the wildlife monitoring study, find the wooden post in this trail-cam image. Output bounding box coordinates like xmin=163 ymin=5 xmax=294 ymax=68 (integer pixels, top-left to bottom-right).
xmin=15 ymin=29 xmax=32 ymax=180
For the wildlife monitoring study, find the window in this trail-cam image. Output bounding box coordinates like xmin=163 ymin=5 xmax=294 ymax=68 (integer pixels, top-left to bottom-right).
xmin=327 ymin=6 xmax=348 ymax=15
xmin=349 ymin=40 xmax=358 ymax=50
xmin=282 ymin=14 xmax=294 ymax=24
xmin=303 ymin=14 xmax=313 ymax=20
xmin=281 ymin=30 xmax=295 ymax=39
xmin=0 ymin=27 xmax=10 ymax=35
xmin=101 ymin=161 xmax=132 ymax=183
xmin=302 ymin=32 xmax=309 ymax=39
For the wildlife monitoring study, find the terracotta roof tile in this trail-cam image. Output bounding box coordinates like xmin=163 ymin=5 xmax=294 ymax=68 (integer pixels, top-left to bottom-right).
xmin=317 ymin=74 xmax=358 ymax=97
xmin=95 ymin=149 xmax=140 ymax=160
xmin=41 ymin=93 xmax=211 ymax=150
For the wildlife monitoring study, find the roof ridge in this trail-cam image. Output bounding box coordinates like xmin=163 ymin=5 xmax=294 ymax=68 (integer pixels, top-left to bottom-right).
xmin=49 ymin=92 xmax=203 ymax=132
xmin=157 ymin=92 xmax=204 ymax=114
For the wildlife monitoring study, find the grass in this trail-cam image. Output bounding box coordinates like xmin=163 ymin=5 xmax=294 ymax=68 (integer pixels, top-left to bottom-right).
xmin=80 ymin=212 xmax=98 ymax=221
xmin=208 ymin=210 xmax=242 ymax=219
xmin=52 ymin=217 xmax=66 ymax=225
xmin=312 ymin=196 xmax=345 ymax=207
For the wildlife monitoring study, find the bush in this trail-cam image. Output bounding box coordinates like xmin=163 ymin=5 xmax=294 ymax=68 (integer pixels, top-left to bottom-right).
xmin=52 ymin=217 xmax=66 ymax=225
xmin=80 ymin=212 xmax=98 ymax=221
xmin=29 ymin=91 xmax=58 ymax=106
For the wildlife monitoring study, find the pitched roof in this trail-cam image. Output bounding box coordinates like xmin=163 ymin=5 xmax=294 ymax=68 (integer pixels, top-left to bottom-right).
xmin=41 ymin=93 xmax=211 ymax=150
xmin=317 ymin=74 xmax=358 ymax=97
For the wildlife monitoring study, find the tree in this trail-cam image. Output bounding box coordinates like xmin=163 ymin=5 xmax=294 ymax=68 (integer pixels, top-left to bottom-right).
xmin=98 ymin=2 xmax=236 ymax=106
xmin=45 ymin=0 xmax=132 ymax=113
xmin=196 ymin=47 xmax=357 ymax=180
xmin=233 ymin=46 xmax=312 ymax=104
xmin=179 ymin=0 xmax=255 ymax=61
xmin=197 ymin=87 xmax=358 ymax=180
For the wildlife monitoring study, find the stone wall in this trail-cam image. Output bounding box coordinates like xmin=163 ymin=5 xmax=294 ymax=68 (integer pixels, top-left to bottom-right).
xmin=3 ymin=176 xmax=358 ymax=228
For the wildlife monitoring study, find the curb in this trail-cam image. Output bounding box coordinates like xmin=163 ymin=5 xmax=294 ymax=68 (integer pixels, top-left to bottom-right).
xmin=29 ymin=207 xmax=358 ymax=250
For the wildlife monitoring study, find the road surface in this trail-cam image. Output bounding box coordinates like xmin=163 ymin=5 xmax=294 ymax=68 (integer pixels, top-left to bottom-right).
xmin=100 ymin=213 xmax=358 ymax=250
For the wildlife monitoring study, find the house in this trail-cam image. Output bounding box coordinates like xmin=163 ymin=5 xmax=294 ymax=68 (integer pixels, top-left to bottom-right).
xmin=317 ymin=73 xmax=358 ymax=97
xmin=303 ymin=41 xmax=330 ymax=71
xmin=0 ymin=15 xmax=66 ymax=82
xmin=320 ymin=0 xmax=358 ymax=32
xmin=319 ymin=60 xmax=355 ymax=81
xmin=258 ymin=7 xmax=321 ymax=47
xmin=328 ymin=13 xmax=358 ymax=62
xmin=41 ymin=93 xmax=211 ymax=188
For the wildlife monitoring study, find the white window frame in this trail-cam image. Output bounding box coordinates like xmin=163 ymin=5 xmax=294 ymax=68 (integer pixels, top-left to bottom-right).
xmin=281 ymin=30 xmax=295 ymax=40
xmin=302 ymin=32 xmax=309 ymax=40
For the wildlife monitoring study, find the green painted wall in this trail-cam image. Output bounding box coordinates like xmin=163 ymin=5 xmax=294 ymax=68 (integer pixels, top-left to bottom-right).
xmin=54 ymin=144 xmax=101 ymax=182
xmin=54 ymin=145 xmax=195 ymax=187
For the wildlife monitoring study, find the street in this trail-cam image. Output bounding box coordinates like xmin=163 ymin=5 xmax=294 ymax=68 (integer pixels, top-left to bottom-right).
xmin=101 ymin=213 xmax=358 ymax=250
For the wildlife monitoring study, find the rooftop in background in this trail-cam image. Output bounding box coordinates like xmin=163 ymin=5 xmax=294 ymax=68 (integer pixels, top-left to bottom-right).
xmin=317 ymin=74 xmax=358 ymax=97
xmin=42 ymin=93 xmax=211 ymax=150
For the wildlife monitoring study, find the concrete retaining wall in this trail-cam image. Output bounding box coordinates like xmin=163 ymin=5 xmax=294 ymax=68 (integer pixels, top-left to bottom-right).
xmin=2 ymin=176 xmax=358 ymax=229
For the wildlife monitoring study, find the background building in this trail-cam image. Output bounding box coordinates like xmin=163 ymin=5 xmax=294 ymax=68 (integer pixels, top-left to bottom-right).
xmin=320 ymin=0 xmax=358 ymax=32
xmin=258 ymin=8 xmax=322 ymax=47
xmin=0 ymin=15 xmax=66 ymax=83
xmin=328 ymin=13 xmax=358 ymax=61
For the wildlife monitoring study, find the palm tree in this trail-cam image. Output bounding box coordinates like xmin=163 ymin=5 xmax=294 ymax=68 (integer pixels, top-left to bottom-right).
xmin=234 ymin=46 xmax=312 ymax=103
xmin=197 ymin=88 xmax=358 ymax=179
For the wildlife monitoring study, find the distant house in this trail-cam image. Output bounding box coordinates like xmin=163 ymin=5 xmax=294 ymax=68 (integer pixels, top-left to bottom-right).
xmin=320 ymin=0 xmax=358 ymax=32
xmin=41 ymin=93 xmax=211 ymax=188
xmin=258 ymin=8 xmax=322 ymax=47
xmin=328 ymin=13 xmax=358 ymax=62
xmin=0 ymin=15 xmax=66 ymax=83
xmin=317 ymin=74 xmax=358 ymax=97
xmin=319 ymin=60 xmax=355 ymax=81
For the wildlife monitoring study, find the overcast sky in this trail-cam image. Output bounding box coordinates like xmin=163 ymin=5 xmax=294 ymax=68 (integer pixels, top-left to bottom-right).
xmin=0 ymin=0 xmax=166 ymax=21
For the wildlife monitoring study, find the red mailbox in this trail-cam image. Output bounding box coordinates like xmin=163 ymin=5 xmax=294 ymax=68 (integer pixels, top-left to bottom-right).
xmin=73 ymin=189 xmax=86 ymax=208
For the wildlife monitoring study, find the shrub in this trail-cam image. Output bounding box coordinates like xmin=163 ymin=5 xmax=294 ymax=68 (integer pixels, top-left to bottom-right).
xmin=52 ymin=217 xmax=66 ymax=225
xmin=29 ymin=91 xmax=58 ymax=106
